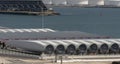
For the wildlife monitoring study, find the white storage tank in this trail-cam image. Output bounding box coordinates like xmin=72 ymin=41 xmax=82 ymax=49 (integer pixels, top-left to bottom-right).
xmin=88 ymin=0 xmax=104 ymax=6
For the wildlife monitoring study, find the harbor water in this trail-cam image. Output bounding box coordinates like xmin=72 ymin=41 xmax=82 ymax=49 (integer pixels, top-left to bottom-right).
xmin=0 ymin=7 xmax=120 ymax=37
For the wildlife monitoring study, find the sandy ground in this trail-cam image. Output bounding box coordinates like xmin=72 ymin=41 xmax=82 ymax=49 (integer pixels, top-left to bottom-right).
xmin=0 ymin=48 xmax=118 ymax=64
xmin=0 ymin=56 xmax=114 ymax=64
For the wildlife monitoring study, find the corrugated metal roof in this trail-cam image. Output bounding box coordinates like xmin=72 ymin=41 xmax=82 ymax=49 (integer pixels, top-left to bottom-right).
xmin=0 ymin=28 xmax=56 ymax=33
xmin=0 ymin=28 xmax=110 ymax=40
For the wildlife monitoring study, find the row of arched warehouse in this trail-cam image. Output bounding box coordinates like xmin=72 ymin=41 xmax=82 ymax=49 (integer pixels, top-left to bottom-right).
xmin=42 ymin=0 xmax=120 ymax=7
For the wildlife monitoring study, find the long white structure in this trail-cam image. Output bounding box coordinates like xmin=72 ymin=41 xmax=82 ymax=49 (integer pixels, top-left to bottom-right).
xmin=42 ymin=0 xmax=88 ymax=6
xmin=88 ymin=0 xmax=104 ymax=6
xmin=108 ymin=0 xmax=120 ymax=6
xmin=42 ymin=0 xmax=120 ymax=7
xmin=67 ymin=0 xmax=88 ymax=6
xmin=52 ymin=0 xmax=67 ymax=5
xmin=79 ymin=0 xmax=88 ymax=5
xmin=42 ymin=0 xmax=53 ymax=5
xmin=5 ymin=39 xmax=120 ymax=55
xmin=0 ymin=28 xmax=119 ymax=55
xmin=0 ymin=28 xmax=102 ymax=40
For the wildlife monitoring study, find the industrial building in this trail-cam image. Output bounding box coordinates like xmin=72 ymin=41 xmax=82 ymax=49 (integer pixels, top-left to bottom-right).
xmin=0 ymin=0 xmax=47 ymax=12
xmin=6 ymin=39 xmax=120 ymax=55
xmin=0 ymin=28 xmax=119 ymax=56
xmin=42 ymin=0 xmax=89 ymax=6
xmin=0 ymin=28 xmax=103 ymax=40
xmin=0 ymin=0 xmax=60 ymax=15
xmin=42 ymin=0 xmax=120 ymax=7
xmin=108 ymin=0 xmax=120 ymax=6
xmin=0 ymin=28 xmax=120 ymax=64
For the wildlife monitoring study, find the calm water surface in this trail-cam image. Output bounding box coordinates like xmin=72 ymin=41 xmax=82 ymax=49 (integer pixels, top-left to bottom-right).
xmin=0 ymin=7 xmax=120 ymax=37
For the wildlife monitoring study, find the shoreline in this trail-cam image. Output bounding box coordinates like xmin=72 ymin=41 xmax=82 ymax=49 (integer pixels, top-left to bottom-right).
xmin=0 ymin=10 xmax=60 ymax=16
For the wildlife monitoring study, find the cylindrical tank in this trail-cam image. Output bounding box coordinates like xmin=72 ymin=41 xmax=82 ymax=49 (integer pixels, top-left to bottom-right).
xmin=76 ymin=40 xmax=98 ymax=54
xmin=89 ymin=40 xmax=109 ymax=54
xmin=62 ymin=40 xmax=80 ymax=54
xmin=64 ymin=40 xmax=87 ymax=55
xmin=41 ymin=40 xmax=65 ymax=54
xmin=52 ymin=40 xmax=76 ymax=55
xmin=107 ymin=39 xmax=120 ymax=53
xmin=83 ymin=40 xmax=98 ymax=54
xmin=6 ymin=40 xmax=54 ymax=54
xmin=99 ymin=39 xmax=119 ymax=54
xmin=88 ymin=0 xmax=104 ymax=6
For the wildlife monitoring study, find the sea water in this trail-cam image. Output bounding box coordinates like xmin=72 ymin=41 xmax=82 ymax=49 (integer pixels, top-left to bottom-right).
xmin=0 ymin=7 xmax=120 ymax=37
